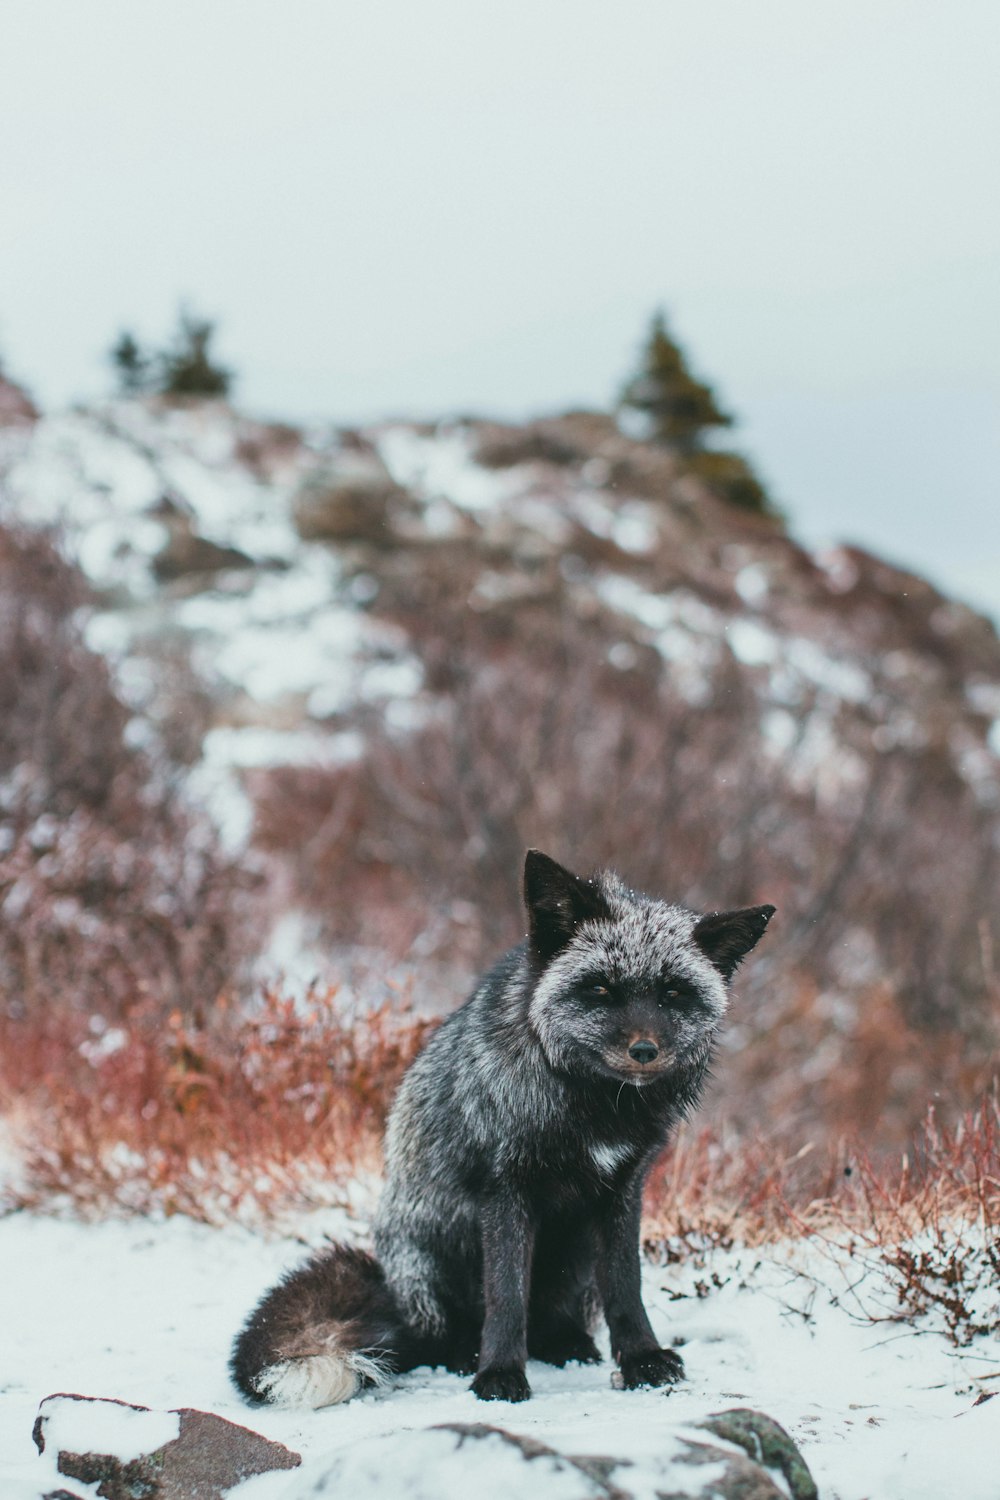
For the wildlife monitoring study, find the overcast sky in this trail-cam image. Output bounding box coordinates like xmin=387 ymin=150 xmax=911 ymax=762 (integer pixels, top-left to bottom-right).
xmin=2 ymin=0 xmax=998 ymax=619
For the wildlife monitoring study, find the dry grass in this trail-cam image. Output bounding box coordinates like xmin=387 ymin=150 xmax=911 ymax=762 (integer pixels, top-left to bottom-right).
xmin=5 ymin=981 xmax=998 ymax=1253
xmin=0 ymin=986 xmax=433 ymax=1223
xmin=3 ymin=985 xmax=998 ymax=1342
xmin=643 ymin=1095 xmax=1000 ymax=1346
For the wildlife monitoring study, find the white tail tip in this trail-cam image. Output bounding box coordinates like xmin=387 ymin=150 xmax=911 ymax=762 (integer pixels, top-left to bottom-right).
xmin=253 ymin=1350 xmax=389 ymax=1409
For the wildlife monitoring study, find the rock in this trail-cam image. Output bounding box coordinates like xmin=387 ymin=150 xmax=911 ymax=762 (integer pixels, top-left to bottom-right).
xmin=150 ymin=500 xmax=254 ymax=581
xmin=292 ymin=452 xmax=412 ymax=545
xmin=282 ymin=1408 xmax=815 ymax=1500
xmin=291 ymin=1423 xmax=617 ymax=1499
xmin=697 ymin=1408 xmax=819 ymax=1500
xmin=33 ymin=1393 xmax=300 ymax=1500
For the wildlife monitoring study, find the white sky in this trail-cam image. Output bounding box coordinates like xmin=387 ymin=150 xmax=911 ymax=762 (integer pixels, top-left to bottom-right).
xmin=2 ymin=0 xmax=999 ymax=617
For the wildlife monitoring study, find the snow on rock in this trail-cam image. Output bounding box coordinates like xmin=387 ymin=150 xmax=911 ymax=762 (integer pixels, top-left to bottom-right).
xmin=291 ymin=1414 xmax=812 ymax=1499
xmin=34 ymin=1394 xmax=180 ymax=1464
xmin=0 ymin=401 xmax=423 ymax=864
xmin=376 ymin=423 xmax=525 ymax=516
xmin=33 ymin=1393 xmax=300 ymax=1499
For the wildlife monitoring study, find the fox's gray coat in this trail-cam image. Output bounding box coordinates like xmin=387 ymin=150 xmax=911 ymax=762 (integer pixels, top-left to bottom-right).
xmin=231 ymin=851 xmax=774 ymax=1405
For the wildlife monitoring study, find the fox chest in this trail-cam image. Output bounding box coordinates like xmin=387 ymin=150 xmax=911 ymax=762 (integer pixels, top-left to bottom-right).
xmin=491 ymin=1124 xmax=649 ymax=1212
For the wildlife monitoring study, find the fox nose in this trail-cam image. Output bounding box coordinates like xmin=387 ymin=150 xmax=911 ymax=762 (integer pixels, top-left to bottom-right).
xmin=628 ymin=1040 xmax=659 ymax=1065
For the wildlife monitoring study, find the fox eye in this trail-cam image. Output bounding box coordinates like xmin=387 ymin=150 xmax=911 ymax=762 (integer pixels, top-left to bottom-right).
xmin=581 ymin=982 xmax=610 ymax=1000
xmin=658 ymin=983 xmax=689 ymax=1006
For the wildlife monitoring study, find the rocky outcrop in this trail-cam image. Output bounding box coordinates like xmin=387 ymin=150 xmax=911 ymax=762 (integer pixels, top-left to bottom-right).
xmin=292 ymin=447 xmax=414 ymax=545
xmin=30 ymin=1394 xmax=816 ymax=1500
xmin=150 ymin=493 xmax=254 ymax=580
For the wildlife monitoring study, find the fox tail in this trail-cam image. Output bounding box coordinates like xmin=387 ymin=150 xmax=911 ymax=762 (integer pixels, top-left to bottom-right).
xmin=230 ymin=1243 xmax=408 ymax=1408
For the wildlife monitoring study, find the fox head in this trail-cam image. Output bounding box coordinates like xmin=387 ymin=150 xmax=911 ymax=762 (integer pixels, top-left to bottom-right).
xmin=523 ymin=849 xmax=774 ymax=1086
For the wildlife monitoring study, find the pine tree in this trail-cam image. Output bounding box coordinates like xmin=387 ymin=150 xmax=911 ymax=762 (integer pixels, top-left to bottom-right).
xmin=619 ymin=311 xmax=777 ymax=518
xmin=110 ymin=330 xmax=150 ymax=395
xmin=159 ymin=310 xmax=232 ymax=398
xmin=620 ymin=311 xmax=732 ymax=454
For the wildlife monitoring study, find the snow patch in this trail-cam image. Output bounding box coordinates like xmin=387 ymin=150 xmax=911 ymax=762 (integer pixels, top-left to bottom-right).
xmin=37 ymin=1395 xmax=180 ymax=1465
xmin=376 ymin=425 xmax=523 ymax=514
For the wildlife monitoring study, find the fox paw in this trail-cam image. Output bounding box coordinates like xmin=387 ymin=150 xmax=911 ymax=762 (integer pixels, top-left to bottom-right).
xmin=615 ymin=1347 xmax=685 ymax=1390
xmin=471 ymin=1366 xmax=531 ymax=1402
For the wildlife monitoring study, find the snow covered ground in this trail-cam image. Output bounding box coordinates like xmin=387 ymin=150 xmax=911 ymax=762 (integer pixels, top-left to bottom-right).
xmin=2 ymin=1208 xmax=997 ymax=1499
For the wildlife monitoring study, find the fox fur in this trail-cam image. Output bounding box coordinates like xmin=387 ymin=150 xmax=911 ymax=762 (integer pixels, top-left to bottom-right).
xmin=230 ymin=850 xmax=774 ymax=1406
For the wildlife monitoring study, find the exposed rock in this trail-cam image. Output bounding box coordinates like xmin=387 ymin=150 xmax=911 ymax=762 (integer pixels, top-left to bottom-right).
xmin=150 ymin=498 xmax=254 ymax=581
xmin=697 ymin=1408 xmax=818 ymax=1500
xmin=298 ymin=1423 xmax=618 ymax=1499
xmin=33 ymin=1393 xmax=300 ymax=1500
xmin=293 ymin=450 xmax=413 ymax=545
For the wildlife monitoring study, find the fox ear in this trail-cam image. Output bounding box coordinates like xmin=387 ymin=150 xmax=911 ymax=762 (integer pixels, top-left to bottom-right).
xmin=693 ymin=904 xmax=775 ymax=981
xmin=524 ymin=850 xmax=609 ymax=961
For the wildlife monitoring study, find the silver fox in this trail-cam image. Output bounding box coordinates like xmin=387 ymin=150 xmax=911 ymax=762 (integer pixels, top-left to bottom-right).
xmin=231 ymin=850 xmax=774 ymax=1406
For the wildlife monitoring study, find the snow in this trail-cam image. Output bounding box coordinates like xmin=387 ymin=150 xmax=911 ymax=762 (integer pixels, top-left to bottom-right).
xmin=594 ymin=575 xmax=723 ymax=704
xmin=1 ymin=404 xmax=301 ymax=595
xmin=734 ymin=563 xmax=770 ymax=607
xmin=727 ymin=621 xmax=871 ymax=706
xmin=377 ymin=424 xmax=524 ymax=515
xmin=569 ymin=490 xmax=658 ymax=554
xmin=0 ymin=402 xmax=425 ymax=872
xmin=2 ymin=1208 xmax=998 ymax=1500
xmin=36 ymin=1395 xmax=180 ymax=1466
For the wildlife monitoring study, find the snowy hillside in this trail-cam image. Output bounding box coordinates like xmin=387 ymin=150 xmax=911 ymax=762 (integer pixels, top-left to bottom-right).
xmin=3 ymin=392 xmax=1000 ymax=1140
xmin=3 ymin=393 xmax=1000 ymax=1499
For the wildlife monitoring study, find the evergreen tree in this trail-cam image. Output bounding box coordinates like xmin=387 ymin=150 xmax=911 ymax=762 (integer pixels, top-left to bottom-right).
xmin=110 ymin=330 xmax=150 ymax=395
xmin=620 ymin=311 xmax=731 ymax=454
xmin=686 ymin=450 xmax=774 ymax=517
xmin=159 ymin=310 xmax=232 ymax=398
xmin=619 ymin=310 xmax=777 ymax=518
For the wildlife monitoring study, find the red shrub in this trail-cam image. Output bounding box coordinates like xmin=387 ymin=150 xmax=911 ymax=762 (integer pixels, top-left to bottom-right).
xmin=0 ymin=985 xmax=434 ymax=1221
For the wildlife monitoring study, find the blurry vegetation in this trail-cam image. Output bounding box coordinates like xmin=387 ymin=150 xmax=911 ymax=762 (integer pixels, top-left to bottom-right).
xmin=620 ymin=310 xmax=732 ymax=453
xmin=620 ymin=310 xmax=776 ymax=517
xmin=0 ymin=987 xmax=433 ymax=1221
xmin=0 ymin=525 xmax=249 ymax=1016
xmin=250 ymin=595 xmax=1000 ymax=1149
xmin=160 ymin=310 xmax=232 ymax=397
xmin=109 ymin=308 xmax=233 ymax=399
xmin=109 ymin=330 xmax=150 ymax=395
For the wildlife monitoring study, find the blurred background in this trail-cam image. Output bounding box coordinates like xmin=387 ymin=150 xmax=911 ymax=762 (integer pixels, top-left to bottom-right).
xmin=1 ymin=0 xmax=999 ymax=1210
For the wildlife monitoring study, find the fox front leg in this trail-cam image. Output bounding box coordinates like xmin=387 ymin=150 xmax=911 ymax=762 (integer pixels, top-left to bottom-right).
xmin=597 ymin=1173 xmax=684 ymax=1391
xmin=471 ymin=1192 xmax=534 ymax=1402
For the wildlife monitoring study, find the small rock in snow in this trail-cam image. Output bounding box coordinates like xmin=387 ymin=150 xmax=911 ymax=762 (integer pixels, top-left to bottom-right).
xmin=33 ymin=1393 xmax=300 ymax=1500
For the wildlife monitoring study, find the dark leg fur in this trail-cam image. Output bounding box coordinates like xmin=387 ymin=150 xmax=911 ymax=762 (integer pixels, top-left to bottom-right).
xmin=470 ymin=1193 xmax=534 ymax=1402
xmin=527 ymin=1216 xmax=602 ymax=1366
xmin=528 ymin=1307 xmax=602 ymax=1366
xmin=596 ymin=1176 xmax=684 ymax=1391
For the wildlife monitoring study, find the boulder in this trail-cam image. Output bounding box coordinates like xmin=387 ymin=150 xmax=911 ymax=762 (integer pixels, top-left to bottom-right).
xmin=33 ymin=1392 xmax=300 ymax=1500
xmin=292 ymin=453 xmax=412 ymax=545
xmin=148 ymin=496 xmax=253 ymax=581
xmin=288 ymin=1408 xmax=816 ymax=1500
